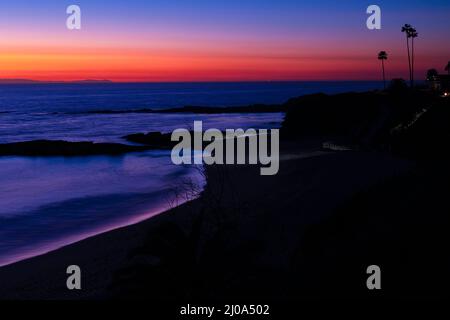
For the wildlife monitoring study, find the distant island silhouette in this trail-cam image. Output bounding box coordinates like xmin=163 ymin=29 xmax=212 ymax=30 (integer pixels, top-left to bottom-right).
xmin=0 ymin=79 xmax=113 ymax=84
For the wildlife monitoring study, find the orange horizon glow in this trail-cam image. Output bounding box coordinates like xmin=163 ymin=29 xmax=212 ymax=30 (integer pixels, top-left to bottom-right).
xmin=1 ymin=34 xmax=447 ymax=82
xmin=1 ymin=44 xmax=446 ymax=82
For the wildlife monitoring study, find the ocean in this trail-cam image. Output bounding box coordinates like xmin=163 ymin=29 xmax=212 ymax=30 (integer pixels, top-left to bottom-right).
xmin=0 ymin=81 xmax=383 ymax=266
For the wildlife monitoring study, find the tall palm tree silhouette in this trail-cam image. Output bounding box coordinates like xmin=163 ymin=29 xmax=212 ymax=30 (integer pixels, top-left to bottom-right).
xmin=402 ymin=24 xmax=412 ymax=86
xmin=445 ymin=61 xmax=450 ymax=75
xmin=410 ymin=28 xmax=418 ymax=87
xmin=378 ymin=51 xmax=388 ymax=89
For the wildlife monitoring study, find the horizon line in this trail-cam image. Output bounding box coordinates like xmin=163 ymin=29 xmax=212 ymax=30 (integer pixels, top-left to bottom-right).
xmin=0 ymin=78 xmax=387 ymax=84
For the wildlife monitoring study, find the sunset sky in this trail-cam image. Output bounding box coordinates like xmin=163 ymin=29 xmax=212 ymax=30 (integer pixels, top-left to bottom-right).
xmin=0 ymin=0 xmax=449 ymax=82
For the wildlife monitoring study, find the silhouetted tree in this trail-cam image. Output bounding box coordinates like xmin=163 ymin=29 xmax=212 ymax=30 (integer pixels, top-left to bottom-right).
xmin=445 ymin=61 xmax=450 ymax=75
xmin=402 ymin=24 xmax=413 ymax=86
xmin=378 ymin=51 xmax=388 ymax=89
xmin=410 ymin=28 xmax=418 ymax=87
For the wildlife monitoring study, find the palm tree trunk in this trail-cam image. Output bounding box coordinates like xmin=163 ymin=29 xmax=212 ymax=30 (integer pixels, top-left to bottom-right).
xmin=382 ymin=60 xmax=386 ymax=89
xmin=411 ymin=38 xmax=415 ymax=87
xmin=406 ymin=36 xmax=412 ymax=87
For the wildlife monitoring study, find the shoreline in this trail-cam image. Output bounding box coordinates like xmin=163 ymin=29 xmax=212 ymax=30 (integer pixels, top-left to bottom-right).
xmin=0 ymin=198 xmax=191 ymax=268
xmin=0 ymin=141 xmax=311 ymax=298
xmin=0 ymin=140 xmax=412 ymax=299
xmin=0 ymin=193 xmax=204 ymax=299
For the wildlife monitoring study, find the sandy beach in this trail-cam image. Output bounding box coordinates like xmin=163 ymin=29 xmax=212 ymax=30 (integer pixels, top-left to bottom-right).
xmin=0 ymin=140 xmax=412 ymax=299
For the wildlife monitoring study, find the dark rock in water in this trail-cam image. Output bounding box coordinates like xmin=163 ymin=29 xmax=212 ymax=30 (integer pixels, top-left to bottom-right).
xmin=0 ymin=140 xmax=150 ymax=156
xmin=156 ymin=104 xmax=285 ymax=114
xmin=123 ymin=129 xmax=233 ymax=149
xmin=122 ymin=132 xmax=175 ymax=148
xmin=79 ymin=104 xmax=284 ymax=115
xmin=83 ymin=108 xmax=155 ymax=114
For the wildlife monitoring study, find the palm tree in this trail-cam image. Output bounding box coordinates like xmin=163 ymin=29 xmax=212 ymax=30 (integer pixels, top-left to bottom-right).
xmin=402 ymin=24 xmax=413 ymax=86
xmin=378 ymin=51 xmax=388 ymax=89
xmin=410 ymin=28 xmax=418 ymax=87
xmin=445 ymin=61 xmax=450 ymax=75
